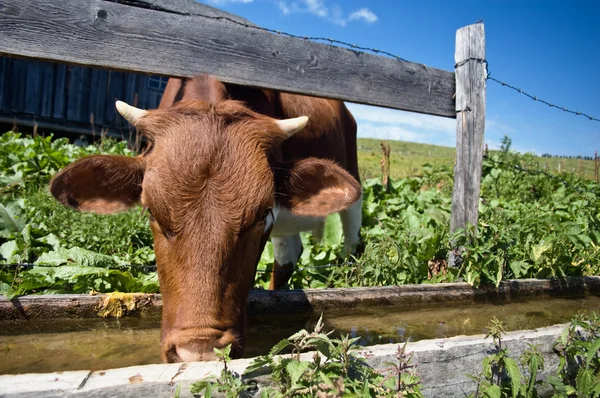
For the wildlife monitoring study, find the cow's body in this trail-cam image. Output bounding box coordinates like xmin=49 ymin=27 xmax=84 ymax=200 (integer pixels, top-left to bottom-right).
xmin=158 ymin=75 xmax=363 ymax=289
xmin=50 ymin=74 xmax=362 ymax=362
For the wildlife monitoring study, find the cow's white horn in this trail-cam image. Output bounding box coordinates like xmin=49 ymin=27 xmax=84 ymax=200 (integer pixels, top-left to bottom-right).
xmin=275 ymin=116 xmax=309 ymax=137
xmin=115 ymin=101 xmax=147 ymax=125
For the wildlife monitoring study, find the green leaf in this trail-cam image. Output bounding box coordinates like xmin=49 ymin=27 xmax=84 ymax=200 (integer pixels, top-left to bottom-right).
xmin=244 ymin=355 xmax=271 ymax=375
xmin=269 ymin=339 xmax=291 ymax=356
xmin=503 ymin=357 xmax=523 ymax=398
xmin=0 ymin=202 xmax=25 ymax=237
xmin=319 ymin=371 xmax=335 ymax=388
xmin=509 ymin=261 xmax=530 ymax=278
xmin=592 ymin=379 xmax=600 ymax=397
xmin=190 ymin=379 xmax=216 ymax=395
xmin=576 ymin=368 xmax=595 ymax=394
xmin=36 ymin=247 xmax=117 ymax=268
xmin=531 ymin=240 xmax=552 ymax=263
xmin=0 ymin=240 xmax=19 ymax=262
xmin=482 ymin=384 xmax=501 ymax=398
xmin=313 ymin=251 xmax=327 ymax=261
xmin=586 ymin=338 xmax=600 ymax=365
xmin=322 ymin=213 xmax=342 ymax=247
xmin=285 ymin=360 xmax=310 ymax=386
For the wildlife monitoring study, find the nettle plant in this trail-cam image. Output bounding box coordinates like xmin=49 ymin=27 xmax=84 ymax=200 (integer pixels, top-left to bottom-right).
xmin=190 ymin=315 xmax=424 ymax=398
xmin=468 ymin=313 xmax=600 ymax=398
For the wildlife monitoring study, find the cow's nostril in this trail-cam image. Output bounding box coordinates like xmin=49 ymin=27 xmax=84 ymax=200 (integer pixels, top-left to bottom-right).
xmin=165 ymin=345 xmax=182 ymax=363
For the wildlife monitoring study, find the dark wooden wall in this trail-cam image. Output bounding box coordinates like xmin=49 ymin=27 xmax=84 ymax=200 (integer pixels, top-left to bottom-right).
xmin=0 ymin=56 xmax=166 ymax=136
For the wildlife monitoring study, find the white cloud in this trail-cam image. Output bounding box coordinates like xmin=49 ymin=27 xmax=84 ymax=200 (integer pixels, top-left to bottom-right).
xmin=348 ymin=8 xmax=378 ymax=23
xmin=347 ymin=103 xmax=456 ymax=147
xmin=304 ymin=0 xmax=328 ymax=17
xmin=207 ymin=0 xmax=253 ymax=4
xmin=276 ymin=1 xmax=378 ymax=27
xmin=330 ymin=5 xmax=346 ymax=26
xmin=346 ymin=103 xmax=455 ymax=134
xmin=356 ymin=123 xmax=420 ymax=142
xmin=347 ymin=103 xmax=543 ymax=154
xmin=278 ymin=1 xmax=291 ymax=14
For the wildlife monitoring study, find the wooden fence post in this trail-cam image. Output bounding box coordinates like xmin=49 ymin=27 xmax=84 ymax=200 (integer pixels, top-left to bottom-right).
xmin=449 ymin=22 xmax=486 ymax=268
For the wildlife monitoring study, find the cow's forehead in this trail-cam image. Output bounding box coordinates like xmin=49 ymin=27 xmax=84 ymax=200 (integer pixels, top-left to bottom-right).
xmin=141 ymin=129 xmax=275 ymax=229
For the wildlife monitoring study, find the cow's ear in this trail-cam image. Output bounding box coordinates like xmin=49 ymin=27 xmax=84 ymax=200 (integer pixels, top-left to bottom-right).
xmin=275 ymin=158 xmax=361 ymax=217
xmin=50 ymin=155 xmax=144 ymax=214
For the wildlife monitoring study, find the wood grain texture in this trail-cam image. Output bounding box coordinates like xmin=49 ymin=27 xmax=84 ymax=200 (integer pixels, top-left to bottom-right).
xmin=0 ymin=0 xmax=456 ymax=117
xmin=134 ymin=0 xmax=256 ymax=25
xmin=450 ymin=23 xmax=487 ymax=234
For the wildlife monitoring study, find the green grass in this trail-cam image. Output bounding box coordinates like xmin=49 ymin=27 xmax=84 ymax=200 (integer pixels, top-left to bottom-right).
xmin=1 ymin=131 xmax=599 ymax=297
xmin=356 ymin=138 xmax=456 ymax=181
xmin=357 ymin=138 xmax=599 ymax=182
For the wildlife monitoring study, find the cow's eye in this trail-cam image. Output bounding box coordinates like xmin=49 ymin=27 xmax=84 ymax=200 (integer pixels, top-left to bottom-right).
xmin=146 ymin=207 xmax=156 ymax=222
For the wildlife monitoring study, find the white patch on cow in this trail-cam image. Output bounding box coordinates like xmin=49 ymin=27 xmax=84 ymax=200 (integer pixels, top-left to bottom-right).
xmin=269 ymin=193 xmax=363 ymax=270
xmin=270 ymin=207 xmax=325 ymax=238
xmin=272 ymin=234 xmax=303 ymax=267
xmin=340 ymin=191 xmax=363 ymax=255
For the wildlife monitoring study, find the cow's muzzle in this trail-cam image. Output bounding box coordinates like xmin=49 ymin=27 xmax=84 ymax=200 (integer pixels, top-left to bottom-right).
xmin=162 ymin=328 xmax=242 ymax=363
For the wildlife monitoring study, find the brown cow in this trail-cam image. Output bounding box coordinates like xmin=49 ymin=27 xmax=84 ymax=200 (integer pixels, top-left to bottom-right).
xmin=49 ymin=75 xmax=363 ymax=363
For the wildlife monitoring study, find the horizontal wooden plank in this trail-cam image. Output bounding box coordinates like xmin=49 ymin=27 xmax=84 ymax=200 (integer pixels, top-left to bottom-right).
xmin=0 ymin=0 xmax=456 ymax=117
xmin=0 ymin=324 xmax=572 ymax=397
xmin=133 ymin=0 xmax=256 ymax=26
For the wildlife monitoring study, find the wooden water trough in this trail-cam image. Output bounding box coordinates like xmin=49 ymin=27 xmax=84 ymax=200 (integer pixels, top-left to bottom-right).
xmin=1 ymin=278 xmax=599 ymax=397
xmin=0 ymin=324 xmax=568 ymax=398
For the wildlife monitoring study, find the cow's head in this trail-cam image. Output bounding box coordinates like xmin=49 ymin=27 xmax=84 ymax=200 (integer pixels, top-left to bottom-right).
xmin=49 ymin=100 xmax=361 ymax=362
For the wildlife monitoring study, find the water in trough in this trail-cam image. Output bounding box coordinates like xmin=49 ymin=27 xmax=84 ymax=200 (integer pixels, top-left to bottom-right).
xmin=1 ymin=295 xmax=599 ymax=374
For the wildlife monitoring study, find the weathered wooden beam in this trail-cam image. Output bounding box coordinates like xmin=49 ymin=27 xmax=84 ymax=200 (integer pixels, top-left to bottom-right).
xmin=0 ymin=324 xmax=570 ymax=397
xmin=450 ymin=22 xmax=487 ymax=257
xmin=0 ymin=0 xmax=456 ymax=117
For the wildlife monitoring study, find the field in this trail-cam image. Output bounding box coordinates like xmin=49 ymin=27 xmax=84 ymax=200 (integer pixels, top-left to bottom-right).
xmin=1 ymin=131 xmax=599 ymax=297
xmin=357 ymin=137 xmax=598 ymax=182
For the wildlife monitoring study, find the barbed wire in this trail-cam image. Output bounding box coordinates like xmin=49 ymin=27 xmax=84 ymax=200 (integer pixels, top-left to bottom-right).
xmin=486 ymin=76 xmax=600 ymax=123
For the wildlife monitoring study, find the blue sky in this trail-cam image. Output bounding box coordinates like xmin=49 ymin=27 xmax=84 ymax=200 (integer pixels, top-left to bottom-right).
xmin=199 ymin=0 xmax=599 ymax=157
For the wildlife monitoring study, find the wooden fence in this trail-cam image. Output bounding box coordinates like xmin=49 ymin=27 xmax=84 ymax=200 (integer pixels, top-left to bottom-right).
xmin=0 ymin=0 xmax=487 ymax=257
